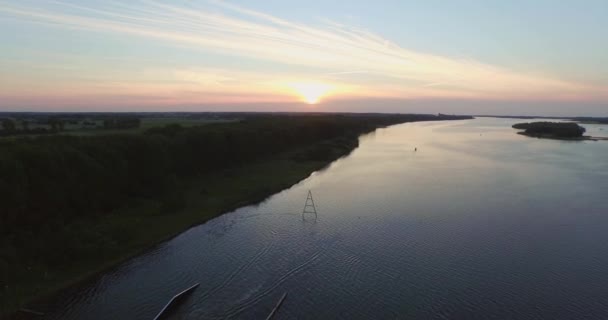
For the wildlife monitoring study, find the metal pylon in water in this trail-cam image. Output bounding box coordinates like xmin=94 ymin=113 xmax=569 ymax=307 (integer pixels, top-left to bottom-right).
xmin=302 ymin=190 xmax=318 ymax=219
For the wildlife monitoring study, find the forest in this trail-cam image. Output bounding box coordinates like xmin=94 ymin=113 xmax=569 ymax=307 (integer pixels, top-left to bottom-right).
xmin=512 ymin=121 xmax=586 ymax=138
xmin=0 ymin=112 xmax=471 ymax=315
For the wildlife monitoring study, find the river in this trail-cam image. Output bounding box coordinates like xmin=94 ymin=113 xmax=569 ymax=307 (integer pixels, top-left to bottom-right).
xmin=44 ymin=117 xmax=608 ymax=319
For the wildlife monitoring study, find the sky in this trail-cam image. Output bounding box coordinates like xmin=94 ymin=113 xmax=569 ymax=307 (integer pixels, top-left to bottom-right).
xmin=0 ymin=0 xmax=606 ymax=115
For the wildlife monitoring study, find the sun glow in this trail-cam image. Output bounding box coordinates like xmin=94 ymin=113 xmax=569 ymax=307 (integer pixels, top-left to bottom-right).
xmin=289 ymin=82 xmax=333 ymax=104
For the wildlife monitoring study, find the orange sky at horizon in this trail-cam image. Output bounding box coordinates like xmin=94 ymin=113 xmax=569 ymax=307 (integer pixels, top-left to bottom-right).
xmin=0 ymin=1 xmax=606 ymax=114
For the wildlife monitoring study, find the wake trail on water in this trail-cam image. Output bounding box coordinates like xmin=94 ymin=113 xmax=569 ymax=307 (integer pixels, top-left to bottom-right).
xmin=200 ymin=246 xmax=327 ymax=319
xmin=198 ymin=232 xmax=278 ymax=302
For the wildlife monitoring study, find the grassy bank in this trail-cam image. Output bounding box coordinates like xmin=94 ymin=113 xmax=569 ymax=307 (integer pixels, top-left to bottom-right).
xmin=2 ymin=138 xmax=352 ymax=318
xmin=1 ymin=114 xmax=472 ymax=317
xmin=3 ymin=149 xmax=340 ymax=318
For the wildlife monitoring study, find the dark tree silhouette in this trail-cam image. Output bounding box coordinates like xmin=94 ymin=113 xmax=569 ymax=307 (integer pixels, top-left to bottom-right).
xmin=1 ymin=118 xmax=16 ymax=132
xmin=513 ymin=122 xmax=586 ymax=138
xmin=20 ymin=120 xmax=29 ymax=131
xmin=48 ymin=118 xmax=64 ymax=132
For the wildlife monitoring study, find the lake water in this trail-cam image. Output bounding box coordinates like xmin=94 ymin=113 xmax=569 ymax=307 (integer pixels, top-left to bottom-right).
xmin=45 ymin=118 xmax=608 ymax=319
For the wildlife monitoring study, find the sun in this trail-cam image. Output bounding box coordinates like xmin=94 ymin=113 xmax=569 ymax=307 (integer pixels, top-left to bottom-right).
xmin=289 ymin=82 xmax=332 ymax=104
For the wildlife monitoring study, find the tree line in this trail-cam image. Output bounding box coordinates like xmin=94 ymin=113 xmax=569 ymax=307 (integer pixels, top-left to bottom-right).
xmin=0 ymin=116 xmax=142 ymax=136
xmin=512 ymin=121 xmax=586 ymax=138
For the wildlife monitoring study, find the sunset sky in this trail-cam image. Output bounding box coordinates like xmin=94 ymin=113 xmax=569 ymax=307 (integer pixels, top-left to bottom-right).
xmin=0 ymin=0 xmax=606 ymax=115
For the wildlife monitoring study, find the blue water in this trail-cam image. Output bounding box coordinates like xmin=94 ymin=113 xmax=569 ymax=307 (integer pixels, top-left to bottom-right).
xmin=45 ymin=118 xmax=608 ymax=319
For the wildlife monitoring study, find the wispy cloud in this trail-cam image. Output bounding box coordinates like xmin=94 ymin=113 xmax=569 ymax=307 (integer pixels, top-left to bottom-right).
xmin=0 ymin=0 xmax=606 ymax=104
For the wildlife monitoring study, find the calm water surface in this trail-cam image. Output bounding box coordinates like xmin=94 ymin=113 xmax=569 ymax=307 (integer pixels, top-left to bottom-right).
xmin=46 ymin=118 xmax=608 ymax=319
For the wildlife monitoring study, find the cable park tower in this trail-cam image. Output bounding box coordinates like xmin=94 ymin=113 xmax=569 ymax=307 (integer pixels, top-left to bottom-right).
xmin=302 ymin=190 xmax=318 ymax=220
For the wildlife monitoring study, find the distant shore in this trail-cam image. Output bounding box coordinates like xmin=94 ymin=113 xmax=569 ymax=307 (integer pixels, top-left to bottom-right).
xmin=516 ymin=131 xmax=608 ymax=141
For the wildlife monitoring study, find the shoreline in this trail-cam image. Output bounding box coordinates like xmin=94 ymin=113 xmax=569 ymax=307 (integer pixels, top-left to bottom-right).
xmin=517 ymin=132 xmax=608 ymax=141
xmin=3 ymin=122 xmax=382 ymax=318
xmin=10 ymin=157 xmax=334 ymax=320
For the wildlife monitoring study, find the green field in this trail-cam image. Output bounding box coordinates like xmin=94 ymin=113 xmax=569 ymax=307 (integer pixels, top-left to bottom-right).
xmin=0 ymin=117 xmax=239 ymax=138
xmin=69 ymin=117 xmax=240 ymax=135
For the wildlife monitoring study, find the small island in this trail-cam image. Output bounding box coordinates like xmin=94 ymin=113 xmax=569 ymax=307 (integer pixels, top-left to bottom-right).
xmin=512 ymin=121 xmax=588 ymax=140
